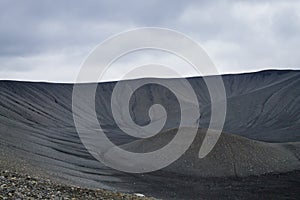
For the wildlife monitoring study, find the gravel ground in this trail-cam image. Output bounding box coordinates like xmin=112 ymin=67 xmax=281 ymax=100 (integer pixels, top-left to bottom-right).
xmin=0 ymin=170 xmax=155 ymax=200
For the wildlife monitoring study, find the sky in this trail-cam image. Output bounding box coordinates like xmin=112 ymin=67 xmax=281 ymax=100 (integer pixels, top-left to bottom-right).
xmin=0 ymin=0 xmax=300 ymax=82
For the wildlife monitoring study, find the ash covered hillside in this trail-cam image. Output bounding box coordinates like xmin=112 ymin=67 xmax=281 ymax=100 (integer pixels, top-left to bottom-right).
xmin=0 ymin=70 xmax=300 ymax=199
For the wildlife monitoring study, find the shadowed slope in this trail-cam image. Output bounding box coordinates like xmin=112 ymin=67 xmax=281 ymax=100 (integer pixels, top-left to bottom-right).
xmin=1 ymin=70 xmax=300 ymax=143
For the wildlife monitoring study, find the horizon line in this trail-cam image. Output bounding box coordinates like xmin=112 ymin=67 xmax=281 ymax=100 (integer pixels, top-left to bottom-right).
xmin=0 ymin=68 xmax=299 ymax=85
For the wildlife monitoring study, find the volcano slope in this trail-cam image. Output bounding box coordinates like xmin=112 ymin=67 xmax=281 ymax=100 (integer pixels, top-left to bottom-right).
xmin=0 ymin=70 xmax=300 ymax=199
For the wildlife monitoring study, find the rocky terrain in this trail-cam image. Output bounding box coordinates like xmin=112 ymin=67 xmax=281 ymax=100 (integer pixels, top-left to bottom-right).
xmin=0 ymin=170 xmax=153 ymax=200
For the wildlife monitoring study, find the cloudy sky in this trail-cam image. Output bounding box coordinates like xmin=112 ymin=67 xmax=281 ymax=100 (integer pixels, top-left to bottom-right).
xmin=0 ymin=0 xmax=300 ymax=82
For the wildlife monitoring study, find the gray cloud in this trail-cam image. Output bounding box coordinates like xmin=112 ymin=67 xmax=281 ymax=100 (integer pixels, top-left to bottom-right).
xmin=0 ymin=0 xmax=299 ymax=82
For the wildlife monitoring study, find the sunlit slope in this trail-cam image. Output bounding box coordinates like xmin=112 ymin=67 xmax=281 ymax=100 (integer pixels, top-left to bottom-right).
xmin=121 ymin=128 xmax=300 ymax=177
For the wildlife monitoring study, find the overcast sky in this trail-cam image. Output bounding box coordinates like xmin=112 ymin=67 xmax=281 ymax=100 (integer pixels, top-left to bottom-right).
xmin=0 ymin=0 xmax=300 ymax=82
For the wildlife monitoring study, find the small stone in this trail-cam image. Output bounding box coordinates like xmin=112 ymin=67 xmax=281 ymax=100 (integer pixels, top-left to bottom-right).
xmin=134 ymin=193 xmax=145 ymax=197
